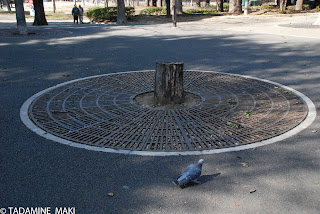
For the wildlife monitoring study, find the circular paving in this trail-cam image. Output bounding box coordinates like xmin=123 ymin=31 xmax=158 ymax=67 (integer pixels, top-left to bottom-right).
xmin=21 ymin=70 xmax=316 ymax=156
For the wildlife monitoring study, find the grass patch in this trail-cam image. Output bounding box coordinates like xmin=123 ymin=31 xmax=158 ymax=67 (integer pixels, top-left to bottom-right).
xmin=184 ymin=9 xmax=217 ymax=14
xmin=87 ymin=7 xmax=135 ymax=22
xmin=140 ymin=7 xmax=166 ymax=15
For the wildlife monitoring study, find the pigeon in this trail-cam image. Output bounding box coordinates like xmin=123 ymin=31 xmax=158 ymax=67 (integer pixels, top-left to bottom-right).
xmin=172 ymin=159 xmax=204 ymax=186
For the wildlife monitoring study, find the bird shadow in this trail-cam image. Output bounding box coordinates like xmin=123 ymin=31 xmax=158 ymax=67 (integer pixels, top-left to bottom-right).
xmin=180 ymin=173 xmax=221 ymax=189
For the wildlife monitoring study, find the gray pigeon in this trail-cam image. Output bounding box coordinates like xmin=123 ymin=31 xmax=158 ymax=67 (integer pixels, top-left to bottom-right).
xmin=173 ymin=159 xmax=204 ymax=186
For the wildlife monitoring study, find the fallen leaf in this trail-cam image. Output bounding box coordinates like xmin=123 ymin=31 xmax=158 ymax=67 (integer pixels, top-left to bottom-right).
xmin=244 ymin=186 xmax=248 ymax=188
xmin=122 ymin=185 xmax=130 ymax=190
xmin=235 ymin=203 xmax=240 ymax=207
xmin=235 ymin=181 xmax=240 ymax=184
xmin=315 ymin=181 xmax=319 ymax=185
xmin=312 ymin=130 xmax=317 ymax=133
xmin=250 ymin=189 xmax=257 ymax=193
xmin=107 ymin=192 xmax=114 ymax=197
xmin=241 ymin=162 xmax=249 ymax=167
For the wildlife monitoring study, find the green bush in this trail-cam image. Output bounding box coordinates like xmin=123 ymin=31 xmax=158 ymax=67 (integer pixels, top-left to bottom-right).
xmin=260 ymin=4 xmax=276 ymax=10
xmin=87 ymin=7 xmax=135 ymax=22
xmin=223 ymin=3 xmax=229 ymax=10
xmin=139 ymin=7 xmax=166 ymax=15
xmin=185 ymin=9 xmax=217 ymax=14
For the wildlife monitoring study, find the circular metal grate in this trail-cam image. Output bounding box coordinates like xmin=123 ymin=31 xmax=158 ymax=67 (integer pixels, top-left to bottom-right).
xmin=23 ymin=70 xmax=312 ymax=155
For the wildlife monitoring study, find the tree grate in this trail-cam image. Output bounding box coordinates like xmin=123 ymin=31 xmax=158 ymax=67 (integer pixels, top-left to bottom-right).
xmin=27 ymin=70 xmax=309 ymax=153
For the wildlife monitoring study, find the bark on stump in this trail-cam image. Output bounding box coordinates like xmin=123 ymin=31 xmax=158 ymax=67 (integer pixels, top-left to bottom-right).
xmin=154 ymin=62 xmax=184 ymax=106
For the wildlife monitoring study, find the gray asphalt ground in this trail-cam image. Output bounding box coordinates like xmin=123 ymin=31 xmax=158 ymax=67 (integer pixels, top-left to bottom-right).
xmin=1 ymin=12 xmax=320 ymax=214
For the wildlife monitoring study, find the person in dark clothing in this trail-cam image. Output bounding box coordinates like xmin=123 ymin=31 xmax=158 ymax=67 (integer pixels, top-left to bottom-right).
xmin=72 ymin=5 xmax=79 ymax=24
xmin=78 ymin=5 xmax=84 ymax=24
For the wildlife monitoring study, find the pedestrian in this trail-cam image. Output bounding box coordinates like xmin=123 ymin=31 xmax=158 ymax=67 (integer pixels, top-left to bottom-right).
xmin=78 ymin=5 xmax=84 ymax=24
xmin=72 ymin=4 xmax=79 ymax=24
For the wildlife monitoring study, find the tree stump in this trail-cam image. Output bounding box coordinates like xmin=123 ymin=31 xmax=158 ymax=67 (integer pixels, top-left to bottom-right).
xmin=154 ymin=62 xmax=184 ymax=106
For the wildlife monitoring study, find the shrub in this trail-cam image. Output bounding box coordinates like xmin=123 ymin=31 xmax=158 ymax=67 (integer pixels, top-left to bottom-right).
xmin=139 ymin=7 xmax=166 ymax=15
xmin=87 ymin=7 xmax=135 ymax=22
xmin=260 ymin=4 xmax=276 ymax=10
xmin=223 ymin=3 xmax=229 ymax=10
xmin=185 ymin=9 xmax=217 ymax=14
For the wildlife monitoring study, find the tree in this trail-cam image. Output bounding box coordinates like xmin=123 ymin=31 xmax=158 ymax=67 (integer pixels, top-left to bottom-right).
xmin=53 ymin=0 xmax=56 ymax=13
xmin=33 ymin=0 xmax=48 ymax=25
xmin=176 ymin=0 xmax=183 ymax=14
xmin=14 ymin=0 xmax=28 ymax=35
xmin=279 ymin=0 xmax=287 ymax=12
xmin=295 ymin=0 xmax=303 ymax=10
xmin=229 ymin=0 xmax=242 ymax=14
xmin=166 ymin=0 xmax=170 ymax=16
xmin=145 ymin=0 xmax=149 ymax=6
xmin=117 ymin=0 xmax=127 ymax=25
xmin=216 ymin=0 xmax=223 ymax=12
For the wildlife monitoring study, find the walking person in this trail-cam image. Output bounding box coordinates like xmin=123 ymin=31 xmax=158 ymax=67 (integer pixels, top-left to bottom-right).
xmin=72 ymin=4 xmax=79 ymax=24
xmin=78 ymin=5 xmax=84 ymax=24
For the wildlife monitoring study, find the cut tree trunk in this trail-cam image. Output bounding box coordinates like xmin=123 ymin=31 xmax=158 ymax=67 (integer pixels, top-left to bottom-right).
xmin=154 ymin=62 xmax=184 ymax=105
xmin=14 ymin=0 xmax=28 ymax=35
xmin=33 ymin=0 xmax=48 ymax=25
xmin=295 ymin=0 xmax=303 ymax=10
xmin=117 ymin=0 xmax=127 ymax=25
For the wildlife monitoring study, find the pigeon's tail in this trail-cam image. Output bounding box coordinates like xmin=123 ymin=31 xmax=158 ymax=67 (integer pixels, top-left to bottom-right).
xmin=172 ymin=179 xmax=179 ymax=185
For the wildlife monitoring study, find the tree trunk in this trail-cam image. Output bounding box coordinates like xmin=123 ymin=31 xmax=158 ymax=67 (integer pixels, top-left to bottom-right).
xmin=53 ymin=0 xmax=56 ymax=13
xmin=279 ymin=0 xmax=287 ymax=12
xmin=196 ymin=0 xmax=200 ymax=7
xmin=295 ymin=0 xmax=303 ymax=10
xmin=229 ymin=0 xmax=242 ymax=14
xmin=117 ymin=0 xmax=127 ymax=25
xmin=166 ymin=0 xmax=170 ymax=16
xmin=157 ymin=0 xmax=161 ymax=7
xmin=145 ymin=0 xmax=149 ymax=6
xmin=33 ymin=0 xmax=48 ymax=25
xmin=5 ymin=0 xmax=11 ymax=11
xmin=172 ymin=0 xmax=177 ymax=26
xmin=216 ymin=0 xmax=223 ymax=12
xmin=243 ymin=0 xmax=249 ymax=15
xmin=176 ymin=0 xmax=182 ymax=14
xmin=14 ymin=0 xmax=28 ymax=35
xmin=154 ymin=62 xmax=184 ymax=105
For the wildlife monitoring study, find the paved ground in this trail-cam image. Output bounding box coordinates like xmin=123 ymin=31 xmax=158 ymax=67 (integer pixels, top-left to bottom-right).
xmin=1 ymin=13 xmax=320 ymax=214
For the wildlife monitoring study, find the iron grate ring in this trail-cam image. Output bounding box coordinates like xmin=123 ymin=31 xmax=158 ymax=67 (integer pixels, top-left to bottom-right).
xmin=21 ymin=70 xmax=315 ymax=155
